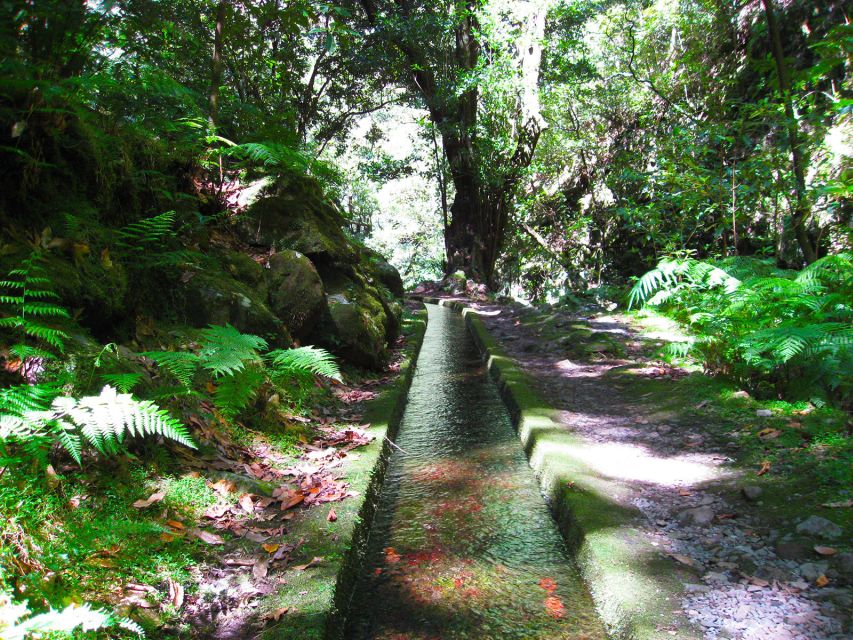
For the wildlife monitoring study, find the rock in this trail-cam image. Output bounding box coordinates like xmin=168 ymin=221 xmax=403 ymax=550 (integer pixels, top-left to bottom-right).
xmin=266 ymin=250 xmax=326 ymax=339
xmin=741 ymin=485 xmax=763 ymax=501
xmin=799 ymin=561 xmax=829 ymax=582
xmin=732 ymin=390 xmax=751 ymax=399
xmin=238 ymin=175 xmax=356 ymax=263
xmin=321 ymin=294 xmax=388 ymax=369
xmin=679 ymin=506 xmax=716 ymax=526
xmin=775 ymin=539 xmax=811 ymax=561
xmin=796 ymin=515 xmax=842 ymax=539
xmin=365 ymin=252 xmax=404 ymax=298
xmin=180 ymin=268 xmax=289 ymax=345
xmin=835 ymin=552 xmax=853 ymax=582
xmin=756 ymin=409 xmax=773 ymax=417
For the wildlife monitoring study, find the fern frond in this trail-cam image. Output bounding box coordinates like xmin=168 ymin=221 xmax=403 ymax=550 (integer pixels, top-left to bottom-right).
xmin=212 ymin=367 xmax=265 ymax=418
xmin=99 ymin=372 xmax=144 ymax=393
xmin=267 ymin=346 xmax=342 ymax=382
xmin=116 ymin=211 xmax=176 ymax=250
xmin=141 ymin=351 xmax=200 ymax=388
xmin=198 ymin=324 xmax=267 ymax=378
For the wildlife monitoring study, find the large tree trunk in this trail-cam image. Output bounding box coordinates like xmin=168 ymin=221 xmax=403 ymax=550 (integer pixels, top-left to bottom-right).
xmin=760 ymin=0 xmax=818 ymax=264
xmin=209 ymin=0 xmax=227 ymax=128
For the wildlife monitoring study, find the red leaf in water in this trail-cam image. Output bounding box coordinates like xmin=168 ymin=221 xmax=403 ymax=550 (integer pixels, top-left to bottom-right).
xmin=539 ymin=577 xmax=558 ymax=593
xmin=544 ymin=595 xmax=565 ymax=619
xmin=384 ymin=547 xmax=401 ymax=564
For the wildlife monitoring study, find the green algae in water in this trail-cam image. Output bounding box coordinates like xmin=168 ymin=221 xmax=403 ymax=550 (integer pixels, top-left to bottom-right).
xmin=345 ymin=304 xmax=606 ymax=640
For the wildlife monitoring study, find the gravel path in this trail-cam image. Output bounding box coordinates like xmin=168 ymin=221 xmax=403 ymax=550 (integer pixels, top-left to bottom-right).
xmin=464 ymin=300 xmax=853 ymax=640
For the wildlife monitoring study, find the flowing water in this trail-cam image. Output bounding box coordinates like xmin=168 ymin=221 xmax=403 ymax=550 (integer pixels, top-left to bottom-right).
xmin=345 ymin=304 xmax=606 ymax=640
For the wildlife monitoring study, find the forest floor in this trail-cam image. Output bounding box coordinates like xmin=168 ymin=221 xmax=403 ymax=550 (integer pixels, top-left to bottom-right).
xmin=415 ymin=288 xmax=851 ymax=640
xmin=1 ymin=304 xmax=423 ymax=640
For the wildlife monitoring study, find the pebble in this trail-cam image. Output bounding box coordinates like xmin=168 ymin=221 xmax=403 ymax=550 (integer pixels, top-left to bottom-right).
xmin=756 ymin=409 xmax=773 ymax=417
xmin=679 ymin=506 xmax=716 ymax=526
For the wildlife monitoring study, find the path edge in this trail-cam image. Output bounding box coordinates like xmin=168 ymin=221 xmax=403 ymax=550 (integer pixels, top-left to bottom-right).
xmin=415 ymin=296 xmax=700 ymax=640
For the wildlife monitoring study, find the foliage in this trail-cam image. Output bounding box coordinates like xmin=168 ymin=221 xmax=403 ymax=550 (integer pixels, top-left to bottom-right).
xmin=630 ymin=254 xmax=853 ymax=403
xmin=144 ymin=325 xmax=341 ymax=419
xmin=0 ymin=591 xmax=143 ymax=639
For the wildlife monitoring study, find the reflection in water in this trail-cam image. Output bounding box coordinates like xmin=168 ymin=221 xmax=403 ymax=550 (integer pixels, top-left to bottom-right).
xmin=345 ymin=305 xmax=606 ymax=640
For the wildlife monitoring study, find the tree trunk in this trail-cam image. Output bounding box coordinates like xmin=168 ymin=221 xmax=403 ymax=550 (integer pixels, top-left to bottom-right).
xmin=209 ymin=0 xmax=227 ymax=128
xmin=760 ymin=0 xmax=818 ymax=264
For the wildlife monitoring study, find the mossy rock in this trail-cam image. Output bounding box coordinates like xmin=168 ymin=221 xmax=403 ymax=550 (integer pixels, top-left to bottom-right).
xmin=223 ymin=250 xmax=267 ymax=296
xmin=179 ymin=269 xmax=290 ymax=346
xmin=362 ymin=248 xmax=404 ymax=298
xmin=266 ymin=250 xmax=327 ymax=340
xmin=324 ymin=295 xmax=388 ymax=369
xmin=238 ymin=175 xmax=355 ymax=264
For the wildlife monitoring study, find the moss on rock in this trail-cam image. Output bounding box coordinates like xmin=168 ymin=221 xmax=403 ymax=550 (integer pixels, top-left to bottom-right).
xmin=266 ymin=250 xmax=327 ymax=340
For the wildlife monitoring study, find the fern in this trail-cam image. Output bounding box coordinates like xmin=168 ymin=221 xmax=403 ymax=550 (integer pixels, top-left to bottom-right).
xmin=267 ymin=346 xmax=342 ymax=382
xmin=141 ymin=350 xmax=200 ymax=388
xmin=115 ymin=211 xmax=177 ymax=250
xmin=0 ymin=591 xmax=144 ymax=639
xmin=198 ymin=324 xmax=267 ymax=378
xmin=99 ymin=372 xmax=144 ymax=393
xmin=212 ymin=366 xmax=265 ymax=419
xmin=0 ymin=253 xmax=70 ymax=354
xmin=5 ymin=386 xmax=196 ymax=464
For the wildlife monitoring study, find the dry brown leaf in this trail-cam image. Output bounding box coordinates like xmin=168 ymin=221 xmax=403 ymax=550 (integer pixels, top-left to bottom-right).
xmin=167 ymin=577 xmax=184 ymax=609
xmin=757 ymin=428 xmax=782 ymax=440
xmin=278 ymin=491 xmax=305 ymax=511
xmin=678 ymin=488 xmax=692 ymax=497
xmin=746 ymin=576 xmax=769 ymax=587
xmin=262 ymin=543 xmax=280 ymax=554
xmin=293 ymin=556 xmax=323 ymax=571
xmin=327 ymin=508 xmax=337 ymax=522
xmin=166 ymin=520 xmax=185 ymax=530
xmin=815 ymin=575 xmax=830 ymax=587
xmin=160 ymin=533 xmax=175 ymax=543
xmin=239 ymin=494 xmax=255 ymax=514
xmin=190 ymin=528 xmax=224 ymax=545
xmin=133 ymin=491 xmax=166 ymax=509
xmin=814 ymin=546 xmax=838 ymax=556
xmin=757 ymin=461 xmax=771 ymax=476
xmin=253 ymin=557 xmax=269 ymax=580
xmin=265 ymin=607 xmax=289 ymax=622
xmin=669 ymin=553 xmax=695 ymax=567
xmin=210 ymin=479 xmax=237 ymax=496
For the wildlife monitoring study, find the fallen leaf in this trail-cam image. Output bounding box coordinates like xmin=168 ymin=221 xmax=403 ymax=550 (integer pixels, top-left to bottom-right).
xmin=544 ymin=595 xmax=565 ymax=619
xmin=277 ymin=490 xmax=305 ymax=511
xmin=265 ymin=607 xmax=289 ymax=622
xmin=133 ymin=491 xmax=166 ymax=509
xmin=190 ymin=528 xmax=224 ymax=545
xmin=384 ymin=548 xmax=401 ymax=564
xmin=746 ymin=576 xmax=769 ymax=587
xmin=293 ymin=556 xmax=323 ymax=571
xmin=539 ymin=577 xmax=558 ymax=593
xmin=262 ymin=543 xmax=280 ymax=554
xmin=678 ymin=488 xmax=693 ymax=497
xmin=669 ymin=553 xmax=695 ymax=567
xmin=239 ymin=494 xmax=255 ymax=514
xmin=814 ymin=546 xmax=837 ymax=556
xmin=160 ymin=533 xmax=175 ymax=543
xmin=756 ymin=461 xmax=771 ymax=476
xmin=815 ymin=575 xmax=830 ymax=587
xmin=757 ymin=428 xmax=782 ymax=440
xmin=167 ymin=577 xmax=184 ymax=609
xmin=166 ymin=520 xmax=185 ymax=530
xmin=820 ymin=499 xmax=853 ymax=508
xmin=253 ymin=556 xmax=269 ymax=580
xmin=209 ymin=479 xmax=237 ymax=496
xmin=45 ymin=464 xmax=60 ymax=490
xmin=327 ymin=508 xmax=337 ymax=522
xmin=204 ymin=504 xmax=230 ymax=519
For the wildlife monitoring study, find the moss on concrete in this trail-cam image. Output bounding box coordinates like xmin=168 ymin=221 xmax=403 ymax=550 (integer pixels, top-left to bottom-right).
xmin=259 ymin=307 xmax=427 ymax=640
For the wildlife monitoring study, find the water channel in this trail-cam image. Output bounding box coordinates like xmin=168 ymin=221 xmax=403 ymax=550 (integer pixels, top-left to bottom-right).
xmin=345 ymin=304 xmax=606 ymax=640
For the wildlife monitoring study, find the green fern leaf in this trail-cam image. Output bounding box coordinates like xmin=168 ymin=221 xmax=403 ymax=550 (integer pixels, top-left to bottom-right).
xmin=267 ymin=346 xmax=342 ymax=382
xmin=141 ymin=351 xmax=200 ymax=388
xmin=198 ymin=324 xmax=267 ymax=378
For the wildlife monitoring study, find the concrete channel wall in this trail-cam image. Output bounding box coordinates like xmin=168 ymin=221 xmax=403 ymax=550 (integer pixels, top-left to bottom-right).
xmin=415 ymin=297 xmax=699 ymax=640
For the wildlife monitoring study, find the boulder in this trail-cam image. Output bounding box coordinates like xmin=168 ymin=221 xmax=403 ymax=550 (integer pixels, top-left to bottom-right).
xmin=324 ymin=293 xmax=388 ymax=369
xmin=362 ymin=248 xmax=404 ymax=298
xmin=266 ymin=250 xmax=326 ymax=340
xmin=238 ymin=174 xmax=355 ymax=264
xmin=179 ymin=269 xmax=290 ymax=345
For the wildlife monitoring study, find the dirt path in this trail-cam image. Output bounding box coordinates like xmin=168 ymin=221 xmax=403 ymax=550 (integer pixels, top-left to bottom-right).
xmin=418 ymin=291 xmax=851 ymax=640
